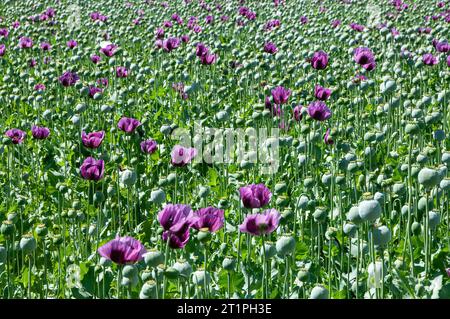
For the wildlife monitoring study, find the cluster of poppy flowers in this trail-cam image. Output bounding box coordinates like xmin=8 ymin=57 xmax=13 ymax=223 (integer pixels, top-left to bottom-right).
xmin=98 ymin=183 xmax=280 ymax=264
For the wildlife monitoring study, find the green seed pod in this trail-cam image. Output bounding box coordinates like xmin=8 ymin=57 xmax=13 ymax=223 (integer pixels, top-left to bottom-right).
xmin=418 ymin=196 xmax=433 ymax=212
xmin=107 ymin=185 xmax=116 ymax=197
xmin=347 ymin=206 xmax=362 ymax=224
xmin=197 ymin=230 xmax=211 ymax=242
xmin=310 ymin=285 xmax=329 ymax=299
xmin=405 ymin=122 xmax=420 ymax=135
xmin=35 ymin=224 xmax=48 ymax=237
xmin=297 ymin=268 xmax=310 ymax=282
xmin=144 ymin=250 xmax=165 ymax=268
xmin=164 ymin=267 xmax=180 ymax=280
xmin=120 ymin=169 xmax=137 ymax=187
xmin=411 ymin=221 xmax=421 ymax=236
xmin=372 ymin=225 xmax=391 ymax=246
xmin=261 ymin=242 xmax=277 ymax=259
xmin=325 ymin=227 xmax=338 ymax=240
xmin=192 ymin=270 xmax=210 ymax=286
xmin=303 ymin=177 xmax=315 ymax=188
xmin=150 ymin=189 xmax=166 ymax=204
xmin=276 ymin=235 xmax=296 ymax=257
xmin=198 ymin=186 xmax=210 ymax=198
xmin=297 ymin=195 xmax=309 ymax=210
xmin=343 ymin=223 xmax=358 ymax=237
xmin=20 ymin=234 xmax=37 ymax=255
xmin=428 ymin=210 xmax=440 ymax=230
xmin=313 ymin=207 xmax=327 ymax=222
xmin=222 ymin=256 xmax=236 ymax=272
xmin=121 ymin=274 xmax=139 ymax=288
xmin=392 ymin=183 xmax=406 ymax=195
xmin=72 ymin=200 xmax=82 ymax=210
xmin=7 ymin=212 xmax=18 ymax=223
xmin=440 ymin=178 xmax=450 ymax=191
xmin=139 ymin=280 xmax=157 ymax=299
xmin=122 ymin=265 xmax=138 ymax=279
xmin=172 ymin=259 xmax=192 ymax=279
xmin=418 ymin=167 xmax=440 ymax=188
xmin=358 ymin=199 xmax=381 ymax=222
xmin=141 ymin=269 xmax=153 ymax=282
xmin=0 ymin=220 xmax=15 ymax=236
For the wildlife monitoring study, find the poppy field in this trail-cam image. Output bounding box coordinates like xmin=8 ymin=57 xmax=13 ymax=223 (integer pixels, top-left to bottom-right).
xmin=0 ymin=0 xmax=449 ymax=300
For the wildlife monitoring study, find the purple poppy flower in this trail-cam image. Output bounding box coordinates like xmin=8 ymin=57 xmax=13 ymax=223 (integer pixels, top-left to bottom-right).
xmin=314 ymin=85 xmax=332 ymax=101
xmin=163 ymin=20 xmax=173 ymax=28
xmin=96 ymin=78 xmax=109 ymax=87
xmin=80 ymin=157 xmax=104 ymax=181
xmin=193 ymin=25 xmax=202 ymax=33
xmin=447 ymin=55 xmax=450 ymax=67
xmin=58 ymin=71 xmax=79 ymax=87
xmin=332 ymin=19 xmax=341 ymax=28
xmin=158 ymin=204 xmax=195 ymax=249
xmin=0 ymin=44 xmax=6 ymax=56
xmin=19 ymin=37 xmax=33 ymax=49
xmin=12 ymin=21 xmax=20 ymax=28
xmin=140 ymin=139 xmax=158 ymax=154
xmin=239 ymin=209 xmax=281 ymax=236
xmin=436 ymin=41 xmax=450 ymax=53
xmin=221 ymin=15 xmax=229 ymax=22
xmin=181 ymin=35 xmax=190 ymax=43
xmin=264 ymin=42 xmax=278 ymax=54
xmin=40 ymin=42 xmax=51 ymax=51
xmin=324 ymin=128 xmax=334 ymax=145
xmin=154 ymin=39 xmax=163 ymax=49
xmin=118 ymin=117 xmax=141 ymax=133
xmin=350 ymin=23 xmax=365 ymax=32
xmin=239 ymin=183 xmax=272 ymax=209
xmin=205 ymin=15 xmax=213 ymax=24
xmin=116 ymin=66 xmax=128 ymax=78
xmin=29 ymin=59 xmax=37 ymax=68
xmin=191 ymin=207 xmax=224 ymax=232
xmin=353 ymin=47 xmax=375 ymax=64
xmin=423 ymin=53 xmax=438 ymax=65
xmin=31 ymin=126 xmax=50 ymax=140
xmin=446 ymin=268 xmax=450 ymax=277
xmin=162 ymin=37 xmax=180 ymax=52
xmin=91 ymin=55 xmax=101 ymax=64
xmin=293 ymin=105 xmax=303 ymax=121
xmin=271 ymin=86 xmax=291 ymax=105
xmin=34 ymin=83 xmax=46 ymax=91
xmin=200 ymin=53 xmax=216 ymax=65
xmin=100 ymin=44 xmax=118 ymax=57
xmin=196 ymin=42 xmax=209 ymax=57
xmin=98 ymin=236 xmax=146 ymax=265
xmin=0 ymin=28 xmax=9 ymax=38
xmin=308 ymin=101 xmax=332 ymax=121
xmin=300 ymin=16 xmax=308 ymax=24
xmin=155 ymin=28 xmax=165 ymax=39
xmin=310 ymin=50 xmax=328 ymax=70
xmin=81 ymin=131 xmax=105 ymax=149
xmin=67 ymin=40 xmax=77 ymax=49
xmin=45 ymin=7 xmax=56 ymax=18
xmin=5 ymin=129 xmax=26 ymax=144
xmin=171 ymin=145 xmax=197 ymax=166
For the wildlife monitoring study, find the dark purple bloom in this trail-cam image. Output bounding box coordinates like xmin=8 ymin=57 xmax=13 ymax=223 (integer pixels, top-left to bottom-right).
xmin=91 ymin=54 xmax=101 ymax=64
xmin=12 ymin=21 xmax=20 ymax=29
xmin=239 ymin=183 xmax=272 ymax=209
xmin=308 ymin=101 xmax=332 ymax=121
xmin=98 ymin=236 xmax=146 ymax=265
xmin=40 ymin=42 xmax=51 ymax=51
xmin=171 ymin=145 xmax=197 ymax=166
xmin=116 ymin=66 xmax=128 ymax=78
xmin=158 ymin=204 xmax=195 ymax=249
xmin=200 ymin=53 xmax=217 ymax=65
xmin=324 ymin=128 xmax=334 ymax=145
xmin=191 ymin=207 xmax=224 ymax=232
xmin=34 ymin=83 xmax=46 ymax=91
xmin=118 ymin=117 xmax=141 ymax=133
xmin=310 ymin=50 xmax=329 ymax=70
xmin=0 ymin=44 xmax=6 ymax=57
xmin=314 ymin=85 xmax=332 ymax=101
xmin=96 ymin=78 xmax=109 ymax=87
xmin=447 ymin=55 xmax=450 ymax=67
xmin=31 ymin=126 xmax=50 ymax=140
xmin=29 ymin=59 xmax=37 ymax=68
xmin=196 ymin=42 xmax=209 ymax=57
xmin=193 ymin=25 xmax=202 ymax=33
xmin=423 ymin=53 xmax=438 ymax=65
xmin=436 ymin=41 xmax=450 ymax=53
xmin=239 ymin=209 xmax=281 ymax=236
xmin=350 ymin=23 xmax=365 ymax=32
xmin=140 ymin=139 xmax=158 ymax=154
xmin=5 ymin=129 xmax=26 ymax=144
xmin=155 ymin=28 xmax=165 ymax=39
xmin=181 ymin=35 xmax=190 ymax=43
xmin=163 ymin=20 xmax=173 ymax=28
xmin=293 ymin=105 xmax=303 ymax=121
xmin=162 ymin=37 xmax=180 ymax=52
xmin=353 ymin=47 xmax=376 ymax=71
xmin=82 ymin=131 xmax=105 ymax=149
xmin=100 ymin=44 xmax=118 ymax=57
xmin=67 ymin=40 xmax=77 ymax=49
xmin=263 ymin=42 xmax=278 ymax=54
xmin=300 ymin=16 xmax=308 ymax=24
xmin=332 ymin=19 xmax=341 ymax=28
xmin=58 ymin=71 xmax=79 ymax=87
xmin=205 ymin=15 xmax=213 ymax=24
xmin=80 ymin=157 xmax=104 ymax=181
xmin=271 ymin=86 xmax=291 ymax=105
xmin=0 ymin=28 xmax=9 ymax=38
xmin=19 ymin=37 xmax=33 ymax=49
